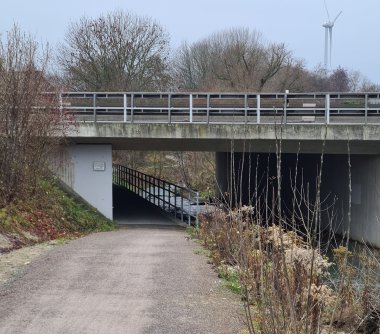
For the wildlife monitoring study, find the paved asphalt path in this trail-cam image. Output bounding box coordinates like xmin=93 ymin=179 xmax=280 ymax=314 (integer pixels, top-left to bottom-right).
xmin=0 ymin=191 xmax=243 ymax=334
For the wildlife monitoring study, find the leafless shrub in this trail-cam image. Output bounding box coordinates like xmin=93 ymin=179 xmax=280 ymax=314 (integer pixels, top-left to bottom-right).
xmin=198 ymin=144 xmax=380 ymax=333
xmin=0 ymin=25 xmax=64 ymax=205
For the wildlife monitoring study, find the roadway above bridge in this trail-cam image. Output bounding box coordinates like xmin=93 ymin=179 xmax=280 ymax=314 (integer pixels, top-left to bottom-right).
xmin=56 ymin=91 xmax=380 ymax=154
xmin=67 ymin=122 xmax=380 ymax=154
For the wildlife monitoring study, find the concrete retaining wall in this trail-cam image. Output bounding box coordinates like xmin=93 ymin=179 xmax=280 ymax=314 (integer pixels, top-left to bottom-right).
xmin=55 ymin=144 xmax=113 ymax=220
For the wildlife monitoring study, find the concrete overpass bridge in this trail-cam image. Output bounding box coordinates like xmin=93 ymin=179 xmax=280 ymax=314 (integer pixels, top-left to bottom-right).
xmin=56 ymin=91 xmax=380 ymax=247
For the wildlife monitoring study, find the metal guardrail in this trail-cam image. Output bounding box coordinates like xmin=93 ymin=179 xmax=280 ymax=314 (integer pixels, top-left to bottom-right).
xmin=56 ymin=91 xmax=380 ymax=124
xmin=113 ymin=164 xmax=200 ymax=226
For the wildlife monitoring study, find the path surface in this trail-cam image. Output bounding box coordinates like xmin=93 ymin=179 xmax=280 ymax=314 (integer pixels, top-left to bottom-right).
xmin=113 ymin=186 xmax=176 ymax=226
xmin=0 ymin=192 xmax=243 ymax=334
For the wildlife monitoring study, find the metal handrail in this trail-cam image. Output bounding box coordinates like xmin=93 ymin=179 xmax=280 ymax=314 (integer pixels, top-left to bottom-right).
xmin=113 ymin=164 xmax=200 ymax=226
xmin=54 ymin=91 xmax=380 ymax=125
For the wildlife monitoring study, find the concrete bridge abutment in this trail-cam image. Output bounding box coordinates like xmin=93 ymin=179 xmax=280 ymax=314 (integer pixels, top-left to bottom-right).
xmin=55 ymin=144 xmax=113 ymax=220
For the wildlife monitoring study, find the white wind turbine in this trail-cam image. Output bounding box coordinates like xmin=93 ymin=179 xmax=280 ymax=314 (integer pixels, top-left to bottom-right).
xmin=323 ymin=0 xmax=342 ymax=69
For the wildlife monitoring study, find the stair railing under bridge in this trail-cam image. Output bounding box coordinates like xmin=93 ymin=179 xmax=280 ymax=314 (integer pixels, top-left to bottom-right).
xmin=113 ymin=164 xmax=200 ymax=226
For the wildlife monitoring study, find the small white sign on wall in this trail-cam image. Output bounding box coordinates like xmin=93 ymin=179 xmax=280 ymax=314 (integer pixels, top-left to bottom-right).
xmin=93 ymin=161 xmax=106 ymax=171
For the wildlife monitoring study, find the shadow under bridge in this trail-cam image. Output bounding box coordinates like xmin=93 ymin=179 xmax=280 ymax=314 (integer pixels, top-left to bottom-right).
xmin=112 ymin=164 xmax=204 ymax=226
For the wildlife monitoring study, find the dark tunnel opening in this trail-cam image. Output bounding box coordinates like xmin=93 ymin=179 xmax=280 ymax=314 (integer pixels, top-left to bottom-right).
xmin=216 ymin=152 xmax=352 ymax=244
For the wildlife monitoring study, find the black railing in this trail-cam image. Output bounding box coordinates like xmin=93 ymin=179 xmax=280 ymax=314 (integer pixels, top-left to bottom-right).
xmin=113 ymin=164 xmax=200 ymax=226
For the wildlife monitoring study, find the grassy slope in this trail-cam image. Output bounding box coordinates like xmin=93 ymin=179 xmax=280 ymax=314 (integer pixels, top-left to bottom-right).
xmin=0 ymin=178 xmax=115 ymax=253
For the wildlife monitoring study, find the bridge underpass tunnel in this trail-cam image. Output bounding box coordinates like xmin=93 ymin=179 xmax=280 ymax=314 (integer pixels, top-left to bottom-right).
xmin=112 ymin=150 xmax=216 ymax=225
xmin=113 ymin=183 xmax=178 ymax=226
xmin=216 ymin=152 xmax=380 ymax=247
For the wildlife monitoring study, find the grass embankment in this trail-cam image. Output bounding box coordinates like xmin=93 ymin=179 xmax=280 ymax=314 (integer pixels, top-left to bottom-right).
xmin=0 ymin=178 xmax=115 ymax=253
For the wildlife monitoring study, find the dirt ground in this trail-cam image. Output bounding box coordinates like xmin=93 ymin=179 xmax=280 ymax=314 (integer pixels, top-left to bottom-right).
xmin=0 ymin=227 xmax=244 ymax=334
xmin=0 ymin=240 xmax=62 ymax=285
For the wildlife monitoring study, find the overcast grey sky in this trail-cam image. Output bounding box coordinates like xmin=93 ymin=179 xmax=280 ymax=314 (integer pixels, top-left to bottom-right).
xmin=1 ymin=0 xmax=379 ymax=84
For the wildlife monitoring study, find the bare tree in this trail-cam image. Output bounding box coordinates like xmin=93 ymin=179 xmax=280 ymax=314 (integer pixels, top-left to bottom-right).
xmin=173 ymin=28 xmax=301 ymax=92
xmin=306 ymin=66 xmax=350 ymax=92
xmin=58 ymin=10 xmax=170 ymax=91
xmin=0 ymin=25 xmax=63 ymax=204
xmin=360 ymin=78 xmax=380 ymax=92
xmin=173 ymin=40 xmax=213 ymax=91
xmin=343 ymin=69 xmax=380 ymax=92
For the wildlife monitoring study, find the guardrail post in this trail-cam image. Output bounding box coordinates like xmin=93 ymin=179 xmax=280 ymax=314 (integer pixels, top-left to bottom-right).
xmin=189 ymin=94 xmax=193 ymax=123
xmin=158 ymin=181 xmax=160 ymax=207
xmin=168 ymin=184 xmax=171 ymax=213
xmin=158 ymin=180 xmax=160 ymax=208
xmin=168 ymin=94 xmax=171 ymax=123
xmin=139 ymin=173 xmax=141 ymax=196
xmin=244 ymin=94 xmax=248 ymax=124
xmin=159 ymin=181 xmax=161 ymax=207
xmin=141 ymin=173 xmax=143 ymax=197
xmin=150 ymin=177 xmax=153 ymax=201
xmin=123 ymin=94 xmax=127 ymax=122
xmin=93 ymin=93 xmax=97 ymax=122
xmin=131 ymin=94 xmax=134 ymax=123
xmin=207 ymin=94 xmax=210 ymax=124
xmin=284 ymin=93 xmax=287 ymax=124
xmin=365 ymin=94 xmax=368 ymax=124
xmin=137 ymin=172 xmax=139 ymax=195
xmin=155 ymin=181 xmax=158 ymax=206
xmin=325 ymin=93 xmax=330 ymax=124
xmin=257 ymin=94 xmax=261 ymax=124
xmin=162 ymin=183 xmax=166 ymax=212
xmin=153 ymin=180 xmax=155 ymax=205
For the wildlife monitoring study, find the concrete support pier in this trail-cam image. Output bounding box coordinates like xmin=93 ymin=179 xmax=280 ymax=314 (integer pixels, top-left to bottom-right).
xmin=325 ymin=155 xmax=380 ymax=247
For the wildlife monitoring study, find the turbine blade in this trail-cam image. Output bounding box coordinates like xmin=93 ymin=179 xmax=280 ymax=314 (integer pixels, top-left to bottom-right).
xmin=333 ymin=11 xmax=343 ymax=24
xmin=324 ymin=0 xmax=331 ymax=21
